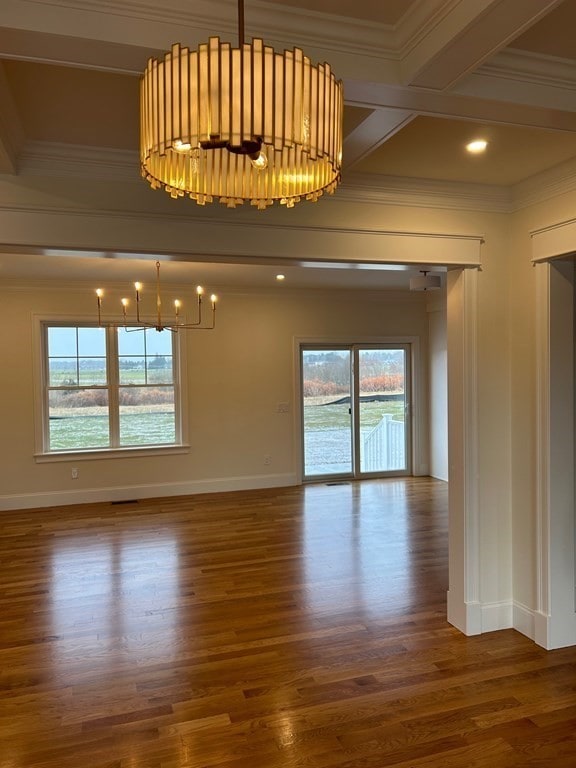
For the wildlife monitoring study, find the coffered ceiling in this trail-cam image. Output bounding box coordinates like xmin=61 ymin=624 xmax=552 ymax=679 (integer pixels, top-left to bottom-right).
xmin=0 ymin=0 xmax=575 ymax=289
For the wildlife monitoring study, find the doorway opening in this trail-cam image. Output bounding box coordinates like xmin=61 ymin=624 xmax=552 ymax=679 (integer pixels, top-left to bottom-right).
xmin=301 ymin=344 xmax=411 ymax=480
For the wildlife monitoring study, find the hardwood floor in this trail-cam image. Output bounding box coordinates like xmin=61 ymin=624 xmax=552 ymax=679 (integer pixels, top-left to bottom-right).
xmin=1 ymin=477 xmax=576 ymax=767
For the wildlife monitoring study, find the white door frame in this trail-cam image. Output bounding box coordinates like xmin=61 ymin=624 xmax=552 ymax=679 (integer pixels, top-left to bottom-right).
xmin=531 ymin=220 xmax=576 ymax=649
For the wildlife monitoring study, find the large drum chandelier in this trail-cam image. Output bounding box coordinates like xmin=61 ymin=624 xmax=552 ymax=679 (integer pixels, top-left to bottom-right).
xmin=139 ymin=0 xmax=343 ymax=210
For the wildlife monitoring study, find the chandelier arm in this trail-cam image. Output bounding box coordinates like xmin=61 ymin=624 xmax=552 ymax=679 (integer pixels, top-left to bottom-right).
xmin=156 ymin=261 xmax=162 ymax=330
xmin=238 ymin=0 xmax=245 ymax=48
xmin=95 ymin=263 xmax=218 ymax=332
xmin=185 ymin=291 xmax=204 ymax=326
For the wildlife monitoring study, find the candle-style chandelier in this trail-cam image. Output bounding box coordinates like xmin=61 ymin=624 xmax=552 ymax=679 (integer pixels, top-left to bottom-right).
xmin=95 ymin=261 xmax=217 ymax=333
xmin=139 ymin=0 xmax=343 ymax=209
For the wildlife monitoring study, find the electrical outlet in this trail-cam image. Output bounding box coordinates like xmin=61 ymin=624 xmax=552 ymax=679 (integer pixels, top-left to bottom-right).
xmin=264 ymin=455 xmax=272 ymax=465
xmin=71 ymin=467 xmax=79 ymax=480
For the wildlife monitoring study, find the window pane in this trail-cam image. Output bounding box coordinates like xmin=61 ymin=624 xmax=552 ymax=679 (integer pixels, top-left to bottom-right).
xmin=48 ymin=389 xmax=109 ymax=450
xmin=145 ymin=328 xmax=173 ymax=355
xmin=117 ymin=329 xmax=145 ymax=356
xmin=147 ymin=355 xmax=173 ymax=384
xmin=77 ymin=327 xmax=106 ymax=357
xmin=119 ymin=386 xmax=175 ymax=446
xmin=49 ymin=358 xmax=77 ymax=387
xmin=119 ymin=357 xmax=146 ymax=384
xmin=302 ymin=349 xmax=353 ymax=476
xmin=359 ymin=349 xmax=407 ymax=473
xmin=48 ymin=327 xmax=77 ymax=356
xmin=78 ymin=357 xmax=107 ymax=386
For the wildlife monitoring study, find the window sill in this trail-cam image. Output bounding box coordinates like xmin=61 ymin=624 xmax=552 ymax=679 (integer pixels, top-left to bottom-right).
xmin=34 ymin=444 xmax=191 ymax=463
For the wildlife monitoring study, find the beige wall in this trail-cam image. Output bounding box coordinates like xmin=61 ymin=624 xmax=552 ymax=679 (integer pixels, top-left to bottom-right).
xmin=428 ymin=301 xmax=448 ymax=482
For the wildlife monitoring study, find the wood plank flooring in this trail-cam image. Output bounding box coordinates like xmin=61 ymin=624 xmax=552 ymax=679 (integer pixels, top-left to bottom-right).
xmin=1 ymin=477 xmax=576 ymax=767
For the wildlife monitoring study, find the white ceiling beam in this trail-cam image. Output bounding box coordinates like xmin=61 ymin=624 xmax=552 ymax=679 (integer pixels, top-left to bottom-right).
xmin=344 ymin=79 xmax=576 ymax=133
xmin=401 ymin=0 xmax=564 ymax=90
xmin=343 ymin=109 xmax=416 ymax=170
xmin=0 ymin=60 xmax=24 ymax=173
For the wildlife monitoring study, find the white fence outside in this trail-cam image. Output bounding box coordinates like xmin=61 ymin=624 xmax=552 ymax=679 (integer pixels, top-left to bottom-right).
xmin=362 ymin=414 xmax=405 ymax=472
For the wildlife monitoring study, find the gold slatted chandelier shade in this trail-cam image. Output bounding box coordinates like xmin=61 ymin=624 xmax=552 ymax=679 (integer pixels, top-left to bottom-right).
xmin=140 ymin=6 xmax=343 ymax=210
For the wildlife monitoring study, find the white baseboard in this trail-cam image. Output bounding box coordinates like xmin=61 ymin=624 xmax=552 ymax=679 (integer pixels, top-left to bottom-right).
xmin=513 ymin=601 xmax=576 ymax=650
xmin=513 ymin=601 xmax=537 ymax=641
xmin=481 ymin=600 xmax=513 ymax=632
xmin=533 ymin=608 xmax=576 ymax=650
xmin=447 ymin=592 xmax=482 ymax=635
xmin=0 ymin=473 xmax=298 ymax=511
xmin=448 ymin=593 xmax=515 ymax=636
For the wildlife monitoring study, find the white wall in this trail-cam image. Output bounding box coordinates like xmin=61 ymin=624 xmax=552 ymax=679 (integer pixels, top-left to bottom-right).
xmin=428 ymin=299 xmax=448 ymax=481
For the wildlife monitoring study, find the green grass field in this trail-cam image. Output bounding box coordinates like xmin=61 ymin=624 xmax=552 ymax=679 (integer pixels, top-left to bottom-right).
xmin=303 ymin=401 xmax=404 ymax=430
xmin=49 ymin=412 xmax=175 ymax=450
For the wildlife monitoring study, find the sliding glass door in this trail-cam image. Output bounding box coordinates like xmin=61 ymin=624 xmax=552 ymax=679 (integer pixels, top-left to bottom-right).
xmin=301 ymin=345 xmax=411 ymax=480
xmin=357 ymin=348 xmax=408 ymax=474
xmin=302 ymin=349 xmax=353 ymax=477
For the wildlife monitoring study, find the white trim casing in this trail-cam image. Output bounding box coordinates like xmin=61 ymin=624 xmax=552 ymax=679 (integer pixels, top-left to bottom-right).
xmin=532 ymin=258 xmax=576 ymax=649
xmin=446 ymin=267 xmax=482 ymax=635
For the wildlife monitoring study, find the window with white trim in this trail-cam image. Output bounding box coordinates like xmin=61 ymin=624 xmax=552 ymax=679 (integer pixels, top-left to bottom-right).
xmin=41 ymin=323 xmax=182 ymax=453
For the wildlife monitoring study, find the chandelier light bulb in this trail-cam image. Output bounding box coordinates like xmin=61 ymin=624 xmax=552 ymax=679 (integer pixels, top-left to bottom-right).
xmin=173 ymin=140 xmax=192 ymax=152
xmin=249 ymin=150 xmax=268 ymax=170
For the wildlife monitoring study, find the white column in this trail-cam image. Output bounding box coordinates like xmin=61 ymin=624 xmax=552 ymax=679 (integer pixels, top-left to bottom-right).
xmin=446 ymin=267 xmax=481 ymax=635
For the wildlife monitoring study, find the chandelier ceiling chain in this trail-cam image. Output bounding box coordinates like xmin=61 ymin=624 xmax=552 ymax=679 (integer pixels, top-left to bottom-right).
xmin=139 ymin=0 xmax=343 ymax=209
xmin=95 ymin=261 xmax=217 ymax=333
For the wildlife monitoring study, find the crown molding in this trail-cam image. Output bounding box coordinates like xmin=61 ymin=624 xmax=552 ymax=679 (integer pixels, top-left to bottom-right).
xmin=454 ymin=48 xmax=576 ymax=114
xmin=19 ymin=141 xmax=139 ymax=181
xmin=17 ymin=0 xmax=397 ymax=59
xmin=19 ymin=139 xmax=576 ymax=214
xmin=512 ymin=155 xmax=576 ymax=211
xmin=478 ymin=48 xmax=576 ymax=91
xmin=395 ymin=0 xmax=461 ymax=58
xmin=339 ymin=172 xmax=511 ymax=213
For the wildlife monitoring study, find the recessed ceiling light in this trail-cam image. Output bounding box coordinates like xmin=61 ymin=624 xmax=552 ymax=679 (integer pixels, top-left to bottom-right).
xmin=276 ymin=274 xmax=285 ymax=281
xmin=466 ymin=139 xmax=488 ymax=154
